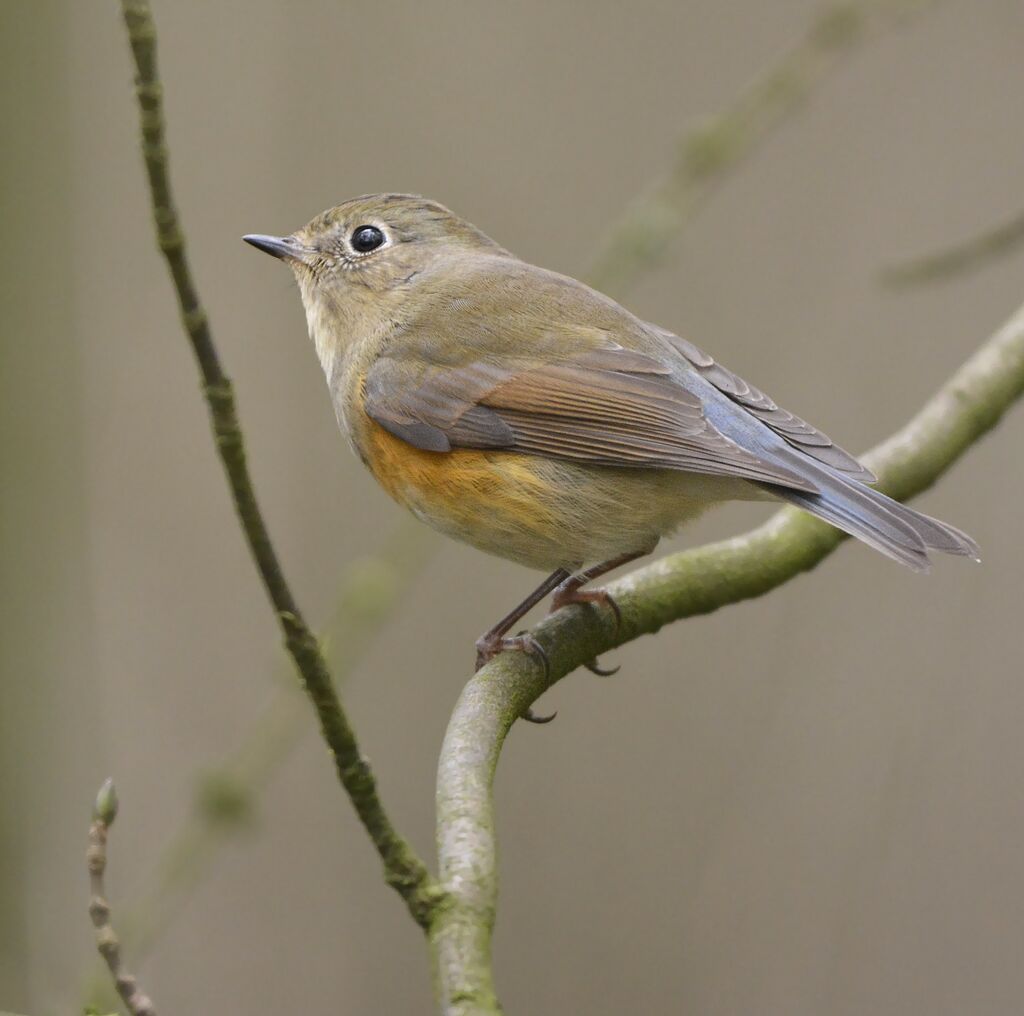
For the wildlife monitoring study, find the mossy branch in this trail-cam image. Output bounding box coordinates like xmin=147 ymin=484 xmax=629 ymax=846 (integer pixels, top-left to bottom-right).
xmin=430 ymin=297 xmax=1024 ymax=1013
xmin=119 ymin=0 xmax=441 ymax=926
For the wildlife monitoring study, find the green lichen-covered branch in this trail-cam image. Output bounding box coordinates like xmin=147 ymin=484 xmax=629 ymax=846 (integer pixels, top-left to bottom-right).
xmin=431 ymin=297 xmax=1024 ymax=1013
xmin=118 ymin=0 xmax=441 ymax=927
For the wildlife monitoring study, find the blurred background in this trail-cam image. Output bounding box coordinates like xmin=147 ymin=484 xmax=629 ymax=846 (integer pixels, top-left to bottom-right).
xmin=2 ymin=1 xmax=1023 ymax=1013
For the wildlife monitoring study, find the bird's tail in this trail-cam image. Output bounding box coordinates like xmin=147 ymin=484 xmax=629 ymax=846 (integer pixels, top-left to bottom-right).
xmin=763 ymin=470 xmax=980 ymax=572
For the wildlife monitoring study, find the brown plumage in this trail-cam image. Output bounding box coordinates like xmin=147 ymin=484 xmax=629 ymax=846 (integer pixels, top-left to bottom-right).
xmin=244 ymin=194 xmax=978 ymax=673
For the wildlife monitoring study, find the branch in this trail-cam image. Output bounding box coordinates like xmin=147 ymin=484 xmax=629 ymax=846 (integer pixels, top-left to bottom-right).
xmin=118 ymin=0 xmax=441 ymax=925
xmin=87 ymin=781 xmax=157 ymax=1016
xmin=431 ymin=298 xmax=1024 ymax=1012
xmin=586 ymin=0 xmax=939 ymax=299
xmin=882 ymin=207 xmax=1024 ymax=287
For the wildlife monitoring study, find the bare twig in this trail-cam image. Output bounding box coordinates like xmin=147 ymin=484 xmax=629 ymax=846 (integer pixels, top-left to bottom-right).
xmin=882 ymin=208 xmax=1024 ymax=287
xmin=431 ymin=297 xmax=1024 ymax=1013
xmin=586 ymin=0 xmax=938 ymax=299
xmin=87 ymin=781 xmax=157 ymax=1016
xmin=118 ymin=0 xmax=442 ymax=925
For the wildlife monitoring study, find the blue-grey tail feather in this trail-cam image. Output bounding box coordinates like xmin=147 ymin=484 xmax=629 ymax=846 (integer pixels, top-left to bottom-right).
xmin=761 ymin=469 xmax=980 ymax=573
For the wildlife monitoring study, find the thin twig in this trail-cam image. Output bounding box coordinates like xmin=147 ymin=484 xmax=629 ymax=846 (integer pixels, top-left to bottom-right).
xmin=586 ymin=0 xmax=938 ymax=299
xmin=87 ymin=781 xmax=157 ymax=1016
xmin=431 ymin=297 xmax=1024 ymax=1013
xmin=118 ymin=0 xmax=442 ymax=926
xmin=882 ymin=208 xmax=1024 ymax=287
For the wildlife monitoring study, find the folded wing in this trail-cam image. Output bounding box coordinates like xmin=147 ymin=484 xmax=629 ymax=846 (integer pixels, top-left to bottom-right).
xmin=363 ymin=342 xmax=821 ymax=492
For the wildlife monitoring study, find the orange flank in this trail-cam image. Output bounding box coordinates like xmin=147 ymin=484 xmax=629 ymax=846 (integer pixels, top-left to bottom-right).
xmin=356 ymin=405 xmax=752 ymax=572
xmin=362 ymin=416 xmax=560 ymax=547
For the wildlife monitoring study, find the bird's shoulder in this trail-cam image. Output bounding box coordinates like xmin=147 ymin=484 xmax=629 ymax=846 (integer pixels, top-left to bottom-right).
xmin=388 ymin=252 xmax=666 ymax=368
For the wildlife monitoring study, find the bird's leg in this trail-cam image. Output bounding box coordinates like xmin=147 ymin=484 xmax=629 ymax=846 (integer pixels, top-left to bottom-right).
xmin=475 ymin=568 xmax=573 ymax=724
xmin=549 ymin=547 xmax=654 ymax=675
xmin=475 ymin=568 xmax=571 ymax=675
xmin=550 ymin=548 xmax=650 ymax=619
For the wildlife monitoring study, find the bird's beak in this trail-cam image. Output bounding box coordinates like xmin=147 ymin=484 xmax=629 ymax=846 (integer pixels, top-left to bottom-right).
xmin=242 ymin=233 xmax=308 ymax=261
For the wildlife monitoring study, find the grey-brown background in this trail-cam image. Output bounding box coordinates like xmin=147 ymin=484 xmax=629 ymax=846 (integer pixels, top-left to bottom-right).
xmin=3 ymin=2 xmax=1023 ymax=1014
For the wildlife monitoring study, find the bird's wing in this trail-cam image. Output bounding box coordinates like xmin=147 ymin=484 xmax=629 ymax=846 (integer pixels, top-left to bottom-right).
xmin=363 ymin=333 xmax=822 ymax=493
xmin=650 ymin=327 xmax=876 ymax=484
xmin=361 ymin=255 xmax=877 ymax=493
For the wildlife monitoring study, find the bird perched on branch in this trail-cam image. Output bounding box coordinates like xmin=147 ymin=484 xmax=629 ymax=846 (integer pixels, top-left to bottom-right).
xmin=245 ymin=194 xmax=978 ymax=678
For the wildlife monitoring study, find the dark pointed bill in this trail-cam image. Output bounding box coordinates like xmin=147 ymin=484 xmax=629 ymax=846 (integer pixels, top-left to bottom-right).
xmin=242 ymin=234 xmax=305 ymax=260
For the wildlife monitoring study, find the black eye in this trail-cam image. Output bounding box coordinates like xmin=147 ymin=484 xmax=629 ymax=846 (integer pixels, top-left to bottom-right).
xmin=350 ymin=225 xmax=385 ymax=253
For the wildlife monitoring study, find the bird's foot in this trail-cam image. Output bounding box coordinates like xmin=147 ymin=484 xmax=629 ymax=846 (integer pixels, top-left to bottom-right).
xmin=475 ymin=631 xmax=550 ymax=678
xmin=474 ymin=632 xmax=555 ymax=724
xmin=551 ymin=584 xmax=622 ymax=677
xmin=550 ymin=585 xmax=622 ymax=629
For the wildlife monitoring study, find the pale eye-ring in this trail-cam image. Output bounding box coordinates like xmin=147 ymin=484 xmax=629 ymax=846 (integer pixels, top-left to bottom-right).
xmin=350 ymin=225 xmax=385 ymax=253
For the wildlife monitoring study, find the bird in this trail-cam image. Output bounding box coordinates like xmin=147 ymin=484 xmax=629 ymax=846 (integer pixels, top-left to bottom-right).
xmin=244 ymin=193 xmax=978 ymax=679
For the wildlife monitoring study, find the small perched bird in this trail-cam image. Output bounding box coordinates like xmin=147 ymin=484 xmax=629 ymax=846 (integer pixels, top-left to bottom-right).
xmin=244 ymin=194 xmax=978 ymax=675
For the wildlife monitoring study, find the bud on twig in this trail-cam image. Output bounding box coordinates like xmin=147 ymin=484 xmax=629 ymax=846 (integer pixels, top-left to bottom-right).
xmin=93 ymin=778 xmax=119 ymax=827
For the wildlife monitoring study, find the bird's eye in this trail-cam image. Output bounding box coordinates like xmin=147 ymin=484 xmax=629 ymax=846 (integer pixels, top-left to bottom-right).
xmin=350 ymin=225 xmax=385 ymax=253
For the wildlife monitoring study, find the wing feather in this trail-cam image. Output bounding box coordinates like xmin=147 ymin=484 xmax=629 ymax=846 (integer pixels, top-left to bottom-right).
xmin=661 ymin=332 xmax=877 ymax=483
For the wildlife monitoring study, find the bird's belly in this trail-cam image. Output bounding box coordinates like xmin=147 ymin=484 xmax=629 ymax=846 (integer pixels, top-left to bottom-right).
xmin=361 ymin=421 xmax=759 ymax=571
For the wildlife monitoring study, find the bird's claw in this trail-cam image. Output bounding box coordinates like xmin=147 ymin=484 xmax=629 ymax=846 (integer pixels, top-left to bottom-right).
xmin=584 ymin=657 xmax=620 ymax=677
xmin=551 ymin=587 xmax=622 ymax=678
xmin=475 ymin=631 xmax=550 ymax=680
xmin=475 ymin=633 xmax=556 ymax=724
xmin=522 ymin=706 xmax=558 ymax=724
